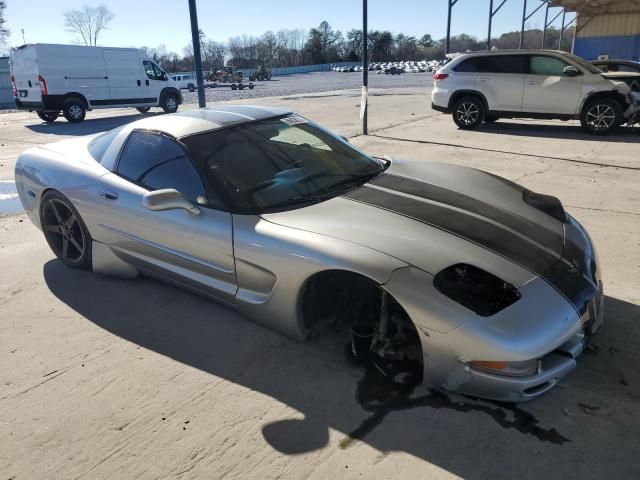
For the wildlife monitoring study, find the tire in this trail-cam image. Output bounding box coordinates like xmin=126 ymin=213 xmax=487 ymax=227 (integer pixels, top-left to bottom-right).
xmin=239 ymin=84 xmax=245 ymax=90
xmin=62 ymin=99 xmax=86 ymax=123
xmin=485 ymin=116 xmax=499 ymax=123
xmin=136 ymin=107 xmax=151 ymax=114
xmin=36 ymin=111 xmax=59 ymax=123
xmin=188 ymin=83 xmax=195 ymax=92
xmin=452 ymin=96 xmax=485 ymax=130
xmin=231 ymin=84 xmax=237 ymax=90
xmin=249 ymin=84 xmax=254 ymax=90
xmin=161 ymin=93 xmax=179 ymax=114
xmin=40 ymin=190 xmax=92 ymax=269
xmin=580 ymin=98 xmax=622 ymax=135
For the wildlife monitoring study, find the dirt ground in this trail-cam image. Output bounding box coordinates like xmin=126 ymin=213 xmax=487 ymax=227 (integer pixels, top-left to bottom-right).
xmin=1 ymin=88 xmax=640 ymax=479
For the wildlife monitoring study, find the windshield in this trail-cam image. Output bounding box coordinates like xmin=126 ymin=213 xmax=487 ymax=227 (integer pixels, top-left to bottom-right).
xmin=182 ymin=115 xmax=386 ymax=213
xmin=563 ymin=53 xmax=603 ymax=74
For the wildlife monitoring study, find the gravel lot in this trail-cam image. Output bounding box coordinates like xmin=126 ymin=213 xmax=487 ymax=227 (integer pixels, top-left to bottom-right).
xmin=181 ymin=71 xmax=432 ymax=102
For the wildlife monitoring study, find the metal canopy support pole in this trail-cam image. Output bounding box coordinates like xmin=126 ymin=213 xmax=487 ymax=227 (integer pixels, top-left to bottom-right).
xmin=519 ymin=0 xmax=527 ymax=48
xmin=188 ymin=0 xmax=206 ymax=108
xmin=559 ymin=10 xmax=566 ymax=48
xmin=446 ymin=0 xmax=459 ymax=54
xmin=519 ymin=0 xmax=546 ymax=49
xmin=541 ymin=2 xmax=549 ymax=48
xmin=488 ymin=0 xmax=509 ymax=50
xmin=362 ymin=0 xmax=368 ymax=135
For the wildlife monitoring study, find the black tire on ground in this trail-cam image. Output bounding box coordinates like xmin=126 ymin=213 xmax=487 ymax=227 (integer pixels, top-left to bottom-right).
xmin=580 ymin=98 xmax=623 ymax=135
xmin=231 ymin=84 xmax=237 ymax=90
xmin=136 ymin=107 xmax=151 ymax=114
xmin=249 ymin=84 xmax=254 ymax=90
xmin=239 ymin=84 xmax=245 ymax=90
xmin=452 ymin=96 xmax=485 ymax=130
xmin=40 ymin=190 xmax=92 ymax=269
xmin=188 ymin=83 xmax=195 ymax=92
xmin=62 ymin=99 xmax=86 ymax=123
xmin=485 ymin=116 xmax=500 ymax=123
xmin=161 ymin=93 xmax=179 ymax=114
xmin=36 ymin=111 xmax=59 ymax=123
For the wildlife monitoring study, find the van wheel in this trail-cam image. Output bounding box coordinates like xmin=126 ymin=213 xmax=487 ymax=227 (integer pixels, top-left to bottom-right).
xmin=452 ymin=96 xmax=485 ymax=130
xmin=231 ymin=84 xmax=237 ymax=90
xmin=188 ymin=83 xmax=195 ymax=92
xmin=136 ymin=107 xmax=151 ymax=114
xmin=161 ymin=94 xmax=179 ymax=114
xmin=580 ymin=98 xmax=622 ymax=135
xmin=63 ymin=100 xmax=86 ymax=123
xmin=37 ymin=111 xmax=59 ymax=123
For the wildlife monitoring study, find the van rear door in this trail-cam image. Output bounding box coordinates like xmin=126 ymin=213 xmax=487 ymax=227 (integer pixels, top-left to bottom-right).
xmin=102 ymin=49 xmax=150 ymax=105
xmin=10 ymin=46 xmax=42 ymax=105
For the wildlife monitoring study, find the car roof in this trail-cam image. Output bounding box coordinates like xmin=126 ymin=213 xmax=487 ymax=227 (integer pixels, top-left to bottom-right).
xmin=453 ymin=49 xmax=569 ymax=57
xmin=129 ymin=105 xmax=292 ymax=138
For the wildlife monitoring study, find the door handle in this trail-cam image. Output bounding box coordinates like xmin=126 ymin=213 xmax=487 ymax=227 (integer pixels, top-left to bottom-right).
xmin=527 ymin=80 xmax=539 ymax=86
xmin=99 ymin=189 xmax=119 ymax=201
xmin=137 ymin=80 xmax=141 ymax=86
xmin=145 ymin=79 xmax=149 ymax=86
xmin=479 ymin=77 xmax=490 ymax=82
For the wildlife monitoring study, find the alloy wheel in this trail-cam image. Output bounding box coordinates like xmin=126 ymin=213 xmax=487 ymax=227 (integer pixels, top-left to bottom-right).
xmin=585 ymin=104 xmax=616 ymax=131
xmin=42 ymin=199 xmax=86 ymax=263
xmin=456 ymin=102 xmax=479 ymax=126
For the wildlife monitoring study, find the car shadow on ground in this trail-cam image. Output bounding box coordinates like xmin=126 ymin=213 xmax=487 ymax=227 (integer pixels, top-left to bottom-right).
xmin=475 ymin=121 xmax=640 ymax=143
xmin=24 ymin=112 xmax=162 ymax=136
xmin=43 ymin=259 xmax=640 ymax=478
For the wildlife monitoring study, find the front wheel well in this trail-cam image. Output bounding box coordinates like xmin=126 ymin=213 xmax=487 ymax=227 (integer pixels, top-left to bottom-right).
xmin=63 ymin=93 xmax=89 ymax=109
xmin=300 ymin=270 xmax=424 ymax=381
xmin=581 ymin=91 xmax=627 ymax=112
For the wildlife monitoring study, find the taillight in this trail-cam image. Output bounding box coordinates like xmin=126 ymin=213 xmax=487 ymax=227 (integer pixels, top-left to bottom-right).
xmin=11 ymin=75 xmax=17 ymax=98
xmin=38 ymin=75 xmax=48 ymax=96
xmin=432 ymin=73 xmax=449 ymax=81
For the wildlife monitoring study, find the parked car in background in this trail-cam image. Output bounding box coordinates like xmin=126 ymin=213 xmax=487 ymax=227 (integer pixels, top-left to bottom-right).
xmin=432 ymin=49 xmax=639 ymax=134
xmin=10 ymin=44 xmax=182 ymax=123
xmin=384 ymin=66 xmax=403 ymax=75
xmin=171 ymin=73 xmax=196 ymax=92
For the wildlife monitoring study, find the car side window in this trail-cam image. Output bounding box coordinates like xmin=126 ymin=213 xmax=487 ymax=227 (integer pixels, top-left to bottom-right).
xmin=529 ymin=56 xmax=569 ymax=76
xmin=482 ymin=55 xmax=525 ymax=74
xmin=595 ymin=63 xmax=609 ymax=72
xmin=117 ymin=131 xmax=206 ymax=203
xmin=454 ymin=57 xmax=484 ymax=73
xmin=143 ymin=61 xmax=166 ymax=81
xmin=618 ymin=64 xmax=638 ymax=72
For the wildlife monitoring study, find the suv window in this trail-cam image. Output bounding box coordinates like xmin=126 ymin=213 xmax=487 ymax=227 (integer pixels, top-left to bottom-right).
xmin=454 ymin=57 xmax=484 ymax=73
xmin=143 ymin=61 xmax=166 ymax=81
xmin=117 ymin=131 xmax=206 ymax=203
xmin=483 ymin=55 xmax=525 ymax=74
xmin=529 ymin=55 xmax=569 ymax=76
xmin=618 ymin=64 xmax=640 ymax=73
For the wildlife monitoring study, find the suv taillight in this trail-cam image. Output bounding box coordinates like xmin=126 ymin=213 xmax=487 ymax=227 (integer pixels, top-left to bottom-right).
xmin=38 ymin=75 xmax=48 ymax=96
xmin=10 ymin=75 xmax=17 ymax=98
xmin=433 ymin=73 xmax=449 ymax=81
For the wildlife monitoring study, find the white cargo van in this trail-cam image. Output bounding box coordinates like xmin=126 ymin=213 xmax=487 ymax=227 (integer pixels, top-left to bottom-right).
xmin=9 ymin=43 xmax=183 ymax=123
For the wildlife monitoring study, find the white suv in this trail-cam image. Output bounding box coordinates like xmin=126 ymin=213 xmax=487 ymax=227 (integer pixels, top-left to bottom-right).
xmin=432 ymin=50 xmax=638 ymax=135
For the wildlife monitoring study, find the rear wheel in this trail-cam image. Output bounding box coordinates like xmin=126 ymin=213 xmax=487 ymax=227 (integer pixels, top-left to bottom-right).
xmin=580 ymin=98 xmax=622 ymax=135
xmin=36 ymin=111 xmax=59 ymax=123
xmin=452 ymin=96 xmax=485 ymax=130
xmin=62 ymin=99 xmax=86 ymax=123
xmin=161 ymin=94 xmax=179 ymax=114
xmin=40 ymin=191 xmax=92 ymax=269
xmin=136 ymin=107 xmax=151 ymax=114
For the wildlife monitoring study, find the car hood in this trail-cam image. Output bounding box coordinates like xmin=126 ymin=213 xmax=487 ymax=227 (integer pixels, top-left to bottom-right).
xmin=262 ymin=160 xmax=565 ymax=288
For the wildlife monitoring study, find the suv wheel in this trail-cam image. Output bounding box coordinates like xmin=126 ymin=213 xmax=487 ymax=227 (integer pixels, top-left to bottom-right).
xmin=580 ymin=98 xmax=622 ymax=135
xmin=452 ymin=96 xmax=485 ymax=129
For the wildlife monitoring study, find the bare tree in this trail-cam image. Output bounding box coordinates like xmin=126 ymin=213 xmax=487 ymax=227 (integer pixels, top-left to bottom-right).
xmin=0 ymin=0 xmax=9 ymax=46
xmin=64 ymin=4 xmax=115 ymax=46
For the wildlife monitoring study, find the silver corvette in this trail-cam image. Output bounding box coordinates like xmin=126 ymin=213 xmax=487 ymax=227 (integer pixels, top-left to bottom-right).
xmin=15 ymin=106 xmax=604 ymax=402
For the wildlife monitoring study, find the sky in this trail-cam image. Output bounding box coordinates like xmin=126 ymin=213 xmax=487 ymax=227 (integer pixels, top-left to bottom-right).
xmin=3 ymin=0 xmax=566 ymax=54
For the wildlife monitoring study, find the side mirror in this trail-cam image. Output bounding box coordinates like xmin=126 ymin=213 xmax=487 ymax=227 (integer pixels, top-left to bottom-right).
xmin=564 ymin=66 xmax=580 ymax=77
xmin=143 ymin=189 xmax=200 ymax=215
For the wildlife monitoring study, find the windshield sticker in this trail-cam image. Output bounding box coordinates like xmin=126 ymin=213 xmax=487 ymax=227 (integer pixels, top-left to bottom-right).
xmin=281 ymin=115 xmax=309 ymax=126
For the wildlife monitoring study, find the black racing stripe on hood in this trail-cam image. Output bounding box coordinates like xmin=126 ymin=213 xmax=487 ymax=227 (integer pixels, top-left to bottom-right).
xmin=343 ymin=184 xmax=559 ymax=274
xmin=343 ymin=184 xmax=596 ymax=316
xmin=370 ymin=173 xmax=563 ymax=255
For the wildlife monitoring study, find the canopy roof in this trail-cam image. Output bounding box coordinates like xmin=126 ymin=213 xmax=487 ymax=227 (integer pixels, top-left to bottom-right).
xmin=548 ymin=0 xmax=640 ymax=14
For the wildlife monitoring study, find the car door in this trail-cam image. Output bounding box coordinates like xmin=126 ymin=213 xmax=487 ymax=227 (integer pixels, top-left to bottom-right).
xmin=93 ymin=130 xmax=237 ymax=304
xmin=476 ymin=55 xmax=526 ymax=112
xmin=142 ymin=60 xmax=167 ymax=104
xmin=522 ymin=54 xmax=583 ymax=115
